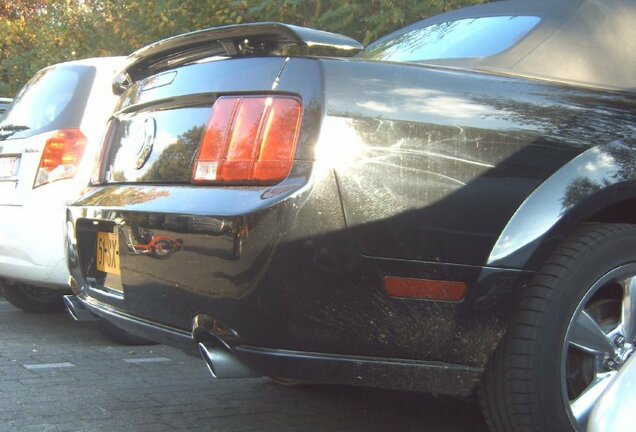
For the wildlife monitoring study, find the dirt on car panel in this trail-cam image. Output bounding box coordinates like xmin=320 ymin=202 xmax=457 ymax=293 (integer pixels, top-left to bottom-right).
xmin=278 ymin=272 xmax=505 ymax=369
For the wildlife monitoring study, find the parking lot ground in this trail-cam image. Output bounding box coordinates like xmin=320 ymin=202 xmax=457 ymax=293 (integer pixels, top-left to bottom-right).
xmin=0 ymin=297 xmax=488 ymax=432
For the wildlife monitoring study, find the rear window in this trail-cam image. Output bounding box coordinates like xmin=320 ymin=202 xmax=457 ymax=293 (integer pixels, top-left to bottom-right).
xmin=0 ymin=65 xmax=96 ymax=140
xmin=359 ymin=15 xmax=540 ymax=63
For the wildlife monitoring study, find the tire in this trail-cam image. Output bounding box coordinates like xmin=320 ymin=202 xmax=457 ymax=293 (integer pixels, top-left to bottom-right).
xmin=479 ymin=223 xmax=636 ymax=432
xmin=97 ymin=319 xmax=158 ymax=346
xmin=150 ymin=240 xmax=173 ymax=259
xmin=2 ymin=283 xmax=68 ymax=313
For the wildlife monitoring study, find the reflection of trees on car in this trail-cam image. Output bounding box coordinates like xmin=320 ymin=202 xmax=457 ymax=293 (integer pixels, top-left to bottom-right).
xmin=142 ymin=126 xmax=204 ymax=182
xmin=79 ymin=187 xmax=170 ymax=206
xmin=561 ymin=140 xmax=636 ymax=212
xmin=481 ymin=93 xmax=635 ymax=145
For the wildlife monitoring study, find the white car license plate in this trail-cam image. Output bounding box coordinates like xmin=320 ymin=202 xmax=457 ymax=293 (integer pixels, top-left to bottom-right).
xmin=0 ymin=156 xmax=18 ymax=178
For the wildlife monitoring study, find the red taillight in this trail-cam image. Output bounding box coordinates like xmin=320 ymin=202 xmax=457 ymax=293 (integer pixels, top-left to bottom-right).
xmin=193 ymin=96 xmax=302 ymax=184
xmin=34 ymin=129 xmax=87 ymax=188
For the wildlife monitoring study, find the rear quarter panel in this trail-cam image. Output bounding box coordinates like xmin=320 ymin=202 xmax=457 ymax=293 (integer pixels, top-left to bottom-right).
xmin=318 ymin=58 xmax=636 ymax=267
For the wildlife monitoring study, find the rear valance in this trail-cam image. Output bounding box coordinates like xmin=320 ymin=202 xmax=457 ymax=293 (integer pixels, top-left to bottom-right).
xmin=114 ymin=22 xmax=363 ymax=93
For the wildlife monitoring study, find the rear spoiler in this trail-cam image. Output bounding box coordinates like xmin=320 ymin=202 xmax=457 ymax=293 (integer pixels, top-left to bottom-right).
xmin=114 ymin=22 xmax=364 ymax=94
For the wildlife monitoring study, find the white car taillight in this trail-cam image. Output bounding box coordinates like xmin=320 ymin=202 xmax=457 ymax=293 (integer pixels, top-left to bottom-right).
xmin=34 ymin=129 xmax=87 ymax=188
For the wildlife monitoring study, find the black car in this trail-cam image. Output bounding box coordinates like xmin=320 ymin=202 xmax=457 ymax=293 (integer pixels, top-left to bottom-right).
xmin=64 ymin=1 xmax=636 ymax=431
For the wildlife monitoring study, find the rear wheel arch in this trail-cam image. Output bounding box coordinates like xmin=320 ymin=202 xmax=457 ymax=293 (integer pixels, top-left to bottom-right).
xmin=487 ymin=140 xmax=636 ymax=271
xmin=521 ymin=189 xmax=636 ymax=271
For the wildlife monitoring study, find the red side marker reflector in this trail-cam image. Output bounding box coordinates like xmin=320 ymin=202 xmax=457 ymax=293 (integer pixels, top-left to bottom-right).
xmin=383 ymin=276 xmax=466 ymax=301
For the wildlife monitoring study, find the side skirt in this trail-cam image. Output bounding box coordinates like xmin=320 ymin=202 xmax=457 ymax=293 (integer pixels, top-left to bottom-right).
xmin=236 ymin=346 xmax=482 ymax=397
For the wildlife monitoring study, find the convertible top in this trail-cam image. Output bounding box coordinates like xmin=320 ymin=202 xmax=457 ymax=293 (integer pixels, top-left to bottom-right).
xmin=365 ymin=0 xmax=636 ymax=92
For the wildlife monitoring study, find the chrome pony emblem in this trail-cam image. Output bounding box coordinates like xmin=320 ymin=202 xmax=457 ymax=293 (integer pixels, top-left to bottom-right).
xmin=133 ymin=117 xmax=156 ymax=169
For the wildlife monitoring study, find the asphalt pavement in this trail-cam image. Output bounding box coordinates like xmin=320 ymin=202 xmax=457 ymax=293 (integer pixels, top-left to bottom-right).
xmin=0 ymin=296 xmax=488 ymax=432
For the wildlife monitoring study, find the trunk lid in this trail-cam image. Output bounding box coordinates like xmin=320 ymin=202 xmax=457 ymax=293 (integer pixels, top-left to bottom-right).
xmin=102 ymin=23 xmax=345 ymax=185
xmin=102 ymin=57 xmax=292 ymax=185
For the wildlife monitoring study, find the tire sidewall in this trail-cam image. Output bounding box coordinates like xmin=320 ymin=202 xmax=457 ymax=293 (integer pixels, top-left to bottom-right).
xmin=531 ymin=230 xmax=636 ymax=432
xmin=2 ymin=283 xmax=68 ymax=313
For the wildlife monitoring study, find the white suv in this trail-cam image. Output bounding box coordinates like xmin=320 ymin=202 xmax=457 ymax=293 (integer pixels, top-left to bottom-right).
xmin=0 ymin=57 xmax=124 ymax=312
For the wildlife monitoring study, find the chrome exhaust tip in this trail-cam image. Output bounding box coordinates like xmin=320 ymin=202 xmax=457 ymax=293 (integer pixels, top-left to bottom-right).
xmin=63 ymin=295 xmax=99 ymax=322
xmin=198 ymin=342 xmax=261 ymax=379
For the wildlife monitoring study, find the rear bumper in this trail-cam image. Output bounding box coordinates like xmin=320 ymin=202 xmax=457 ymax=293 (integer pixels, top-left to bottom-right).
xmin=66 ymin=291 xmax=483 ymax=396
xmin=66 ymin=176 xmax=531 ymax=393
xmin=65 ymin=292 xmax=195 ymax=353
xmin=0 ymin=200 xmax=69 ymax=289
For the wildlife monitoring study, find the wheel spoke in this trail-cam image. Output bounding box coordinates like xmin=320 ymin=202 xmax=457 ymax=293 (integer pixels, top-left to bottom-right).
xmin=570 ymin=372 xmax=616 ymax=426
xmin=569 ymin=310 xmax=616 ymax=355
xmin=621 ymin=277 xmax=636 ymax=341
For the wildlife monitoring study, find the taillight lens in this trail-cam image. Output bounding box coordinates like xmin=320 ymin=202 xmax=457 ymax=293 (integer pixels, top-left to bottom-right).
xmin=34 ymin=129 xmax=87 ymax=188
xmin=193 ymin=96 xmax=302 ymax=184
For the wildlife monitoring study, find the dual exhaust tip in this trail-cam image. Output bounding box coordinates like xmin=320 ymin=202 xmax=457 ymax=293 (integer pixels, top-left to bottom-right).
xmin=63 ymin=295 xmax=99 ymax=322
xmin=65 ymin=295 xmax=258 ymax=380
xmin=198 ymin=342 xmax=261 ymax=379
xmin=193 ymin=314 xmax=260 ymax=379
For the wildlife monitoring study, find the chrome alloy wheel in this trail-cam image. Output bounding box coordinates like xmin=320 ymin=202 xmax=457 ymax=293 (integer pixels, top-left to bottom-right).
xmin=562 ymin=264 xmax=636 ymax=430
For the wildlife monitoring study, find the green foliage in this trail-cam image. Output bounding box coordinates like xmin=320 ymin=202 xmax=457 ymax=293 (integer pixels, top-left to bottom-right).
xmin=0 ymin=0 xmax=46 ymax=19
xmin=0 ymin=0 xmax=488 ymax=97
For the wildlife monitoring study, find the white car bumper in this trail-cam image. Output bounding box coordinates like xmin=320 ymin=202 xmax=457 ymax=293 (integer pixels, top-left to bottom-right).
xmin=0 ymin=181 xmax=76 ymax=289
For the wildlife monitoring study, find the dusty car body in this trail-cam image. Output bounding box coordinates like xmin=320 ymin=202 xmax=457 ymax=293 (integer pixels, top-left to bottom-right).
xmin=65 ymin=1 xmax=636 ymax=431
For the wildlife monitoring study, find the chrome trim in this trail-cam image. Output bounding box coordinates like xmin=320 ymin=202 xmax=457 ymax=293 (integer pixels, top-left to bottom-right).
xmin=63 ymin=295 xmax=99 ymax=322
xmin=198 ymin=343 xmax=262 ymax=379
xmin=588 ymin=354 xmax=636 ymax=432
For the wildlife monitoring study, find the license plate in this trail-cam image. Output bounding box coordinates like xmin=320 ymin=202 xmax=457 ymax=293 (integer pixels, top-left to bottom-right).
xmin=0 ymin=156 xmax=18 ymax=178
xmin=96 ymin=232 xmax=121 ymax=275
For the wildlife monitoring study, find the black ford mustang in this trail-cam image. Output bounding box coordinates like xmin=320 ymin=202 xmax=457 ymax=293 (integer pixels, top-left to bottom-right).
xmin=64 ymin=1 xmax=636 ymax=431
